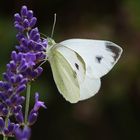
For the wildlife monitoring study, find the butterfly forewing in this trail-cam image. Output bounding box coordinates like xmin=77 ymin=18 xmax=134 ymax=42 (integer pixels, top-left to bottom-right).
xmin=60 ymin=39 xmax=123 ymax=78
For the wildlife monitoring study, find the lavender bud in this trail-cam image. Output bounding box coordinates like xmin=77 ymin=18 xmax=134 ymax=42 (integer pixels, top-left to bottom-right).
xmin=14 ymin=105 xmax=22 ymax=114
xmin=11 ymin=95 xmax=18 ymax=104
xmin=10 ymin=76 xmax=16 ymax=83
xmin=20 ymin=58 xmax=26 ymax=66
xmin=7 ymin=88 xmax=13 ymax=96
xmin=0 ymin=92 xmax=6 ymax=101
xmin=25 ymin=52 xmax=36 ymax=62
xmin=6 ymin=64 xmax=10 ymax=70
xmin=3 ymin=82 xmax=11 ymax=90
xmin=29 ymin=17 xmax=37 ymax=27
xmin=23 ymin=19 xmax=29 ymax=28
xmin=5 ymin=99 xmax=11 ymax=106
xmin=17 ymin=96 xmax=25 ymax=105
xmin=3 ymin=73 xmax=9 ymax=81
xmin=14 ymin=24 xmax=24 ymax=32
xmin=0 ymin=104 xmax=5 ymax=111
xmin=0 ymin=117 xmax=5 ymax=129
xmin=21 ymin=38 xmax=28 ymax=47
xmin=29 ymin=28 xmax=39 ymax=39
xmin=11 ymin=51 xmax=17 ymax=60
xmin=28 ymin=40 xmax=34 ymax=50
xmin=20 ymin=78 xmax=28 ymax=85
xmin=32 ymin=33 xmax=40 ymax=41
xmin=15 ymin=74 xmax=23 ymax=83
xmin=28 ymin=112 xmax=37 ymax=126
xmin=17 ymin=53 xmax=23 ymax=62
xmin=2 ymin=108 xmax=8 ymax=116
xmin=27 ymin=10 xmax=33 ymax=19
xmin=16 ymin=33 xmax=25 ymax=41
xmin=21 ymin=5 xmax=28 ymax=16
xmin=35 ymin=44 xmax=43 ymax=51
xmin=35 ymin=67 xmax=43 ymax=77
xmin=8 ymin=123 xmax=15 ymax=132
xmin=4 ymin=128 xmax=9 ymax=135
xmin=14 ymin=13 xmax=22 ymax=22
xmin=30 ymin=70 xmax=38 ymax=78
xmin=0 ymin=81 xmax=4 ymax=88
xmin=15 ymin=126 xmax=31 ymax=140
xmin=15 ymin=113 xmax=24 ymax=124
xmin=42 ymin=39 xmax=48 ymax=48
xmin=36 ymin=52 xmax=45 ymax=60
xmin=16 ymin=46 xmax=21 ymax=52
xmin=14 ymin=124 xmax=20 ymax=130
xmin=9 ymin=60 xmax=16 ymax=70
xmin=18 ymin=63 xmax=28 ymax=72
xmin=16 ymin=84 xmax=26 ymax=94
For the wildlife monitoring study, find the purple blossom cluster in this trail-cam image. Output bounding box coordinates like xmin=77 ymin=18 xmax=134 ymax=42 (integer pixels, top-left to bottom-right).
xmin=0 ymin=6 xmax=47 ymax=140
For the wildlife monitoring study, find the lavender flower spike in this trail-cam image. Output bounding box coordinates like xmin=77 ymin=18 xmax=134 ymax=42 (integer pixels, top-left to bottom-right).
xmin=0 ymin=5 xmax=47 ymax=140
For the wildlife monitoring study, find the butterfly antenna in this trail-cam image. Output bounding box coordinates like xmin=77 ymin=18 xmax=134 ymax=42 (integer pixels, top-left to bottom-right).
xmin=38 ymin=60 xmax=47 ymax=67
xmin=40 ymin=32 xmax=48 ymax=39
xmin=51 ymin=13 xmax=57 ymax=38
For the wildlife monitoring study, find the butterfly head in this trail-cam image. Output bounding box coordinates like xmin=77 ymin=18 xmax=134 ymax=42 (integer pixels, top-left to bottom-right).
xmin=45 ymin=37 xmax=56 ymax=60
xmin=47 ymin=37 xmax=56 ymax=47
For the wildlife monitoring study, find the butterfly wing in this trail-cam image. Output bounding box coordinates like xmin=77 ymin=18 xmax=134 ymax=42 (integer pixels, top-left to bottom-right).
xmin=49 ymin=44 xmax=101 ymax=102
xmin=79 ymin=76 xmax=101 ymax=100
xmin=48 ymin=44 xmax=82 ymax=103
xmin=60 ymin=39 xmax=123 ymax=79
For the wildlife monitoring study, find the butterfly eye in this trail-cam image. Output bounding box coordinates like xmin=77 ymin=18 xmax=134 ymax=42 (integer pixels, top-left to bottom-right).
xmin=75 ymin=63 xmax=79 ymax=70
xmin=96 ymin=56 xmax=103 ymax=63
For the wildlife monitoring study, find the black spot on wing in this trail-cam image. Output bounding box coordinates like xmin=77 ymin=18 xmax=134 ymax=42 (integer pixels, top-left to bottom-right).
xmin=75 ymin=63 xmax=79 ymax=70
xmin=96 ymin=56 xmax=103 ymax=63
xmin=106 ymin=42 xmax=121 ymax=61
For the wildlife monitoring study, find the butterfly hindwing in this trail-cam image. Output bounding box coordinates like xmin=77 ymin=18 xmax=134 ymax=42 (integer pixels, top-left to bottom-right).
xmin=55 ymin=44 xmax=86 ymax=85
xmin=49 ymin=45 xmax=82 ymax=103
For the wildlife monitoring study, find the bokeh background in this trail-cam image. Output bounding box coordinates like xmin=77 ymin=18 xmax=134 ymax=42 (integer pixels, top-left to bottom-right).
xmin=0 ymin=0 xmax=140 ymax=140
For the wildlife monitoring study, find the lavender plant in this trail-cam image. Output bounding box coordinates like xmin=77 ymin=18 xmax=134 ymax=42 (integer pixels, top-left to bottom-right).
xmin=0 ymin=6 xmax=47 ymax=140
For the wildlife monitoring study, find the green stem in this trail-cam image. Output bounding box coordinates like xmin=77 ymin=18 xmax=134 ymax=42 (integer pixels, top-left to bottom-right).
xmin=3 ymin=136 xmax=7 ymax=140
xmin=3 ymin=110 xmax=10 ymax=140
xmin=25 ymin=83 xmax=31 ymax=124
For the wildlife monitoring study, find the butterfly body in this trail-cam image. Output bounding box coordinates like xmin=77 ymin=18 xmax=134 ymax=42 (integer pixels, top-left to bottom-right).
xmin=46 ymin=38 xmax=123 ymax=103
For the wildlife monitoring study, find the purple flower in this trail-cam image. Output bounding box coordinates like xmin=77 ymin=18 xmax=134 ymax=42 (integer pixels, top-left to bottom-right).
xmin=28 ymin=93 xmax=46 ymax=126
xmin=33 ymin=92 xmax=46 ymax=111
xmin=15 ymin=111 xmax=24 ymax=124
xmin=28 ymin=112 xmax=38 ymax=126
xmin=0 ymin=5 xmax=47 ymax=139
xmin=0 ymin=117 xmax=5 ymax=130
xmin=14 ymin=5 xmax=37 ymax=32
xmin=0 ymin=118 xmax=18 ymax=137
xmin=15 ymin=126 xmax=31 ymax=140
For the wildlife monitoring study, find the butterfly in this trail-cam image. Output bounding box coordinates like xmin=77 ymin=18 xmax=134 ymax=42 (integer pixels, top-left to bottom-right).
xmin=45 ymin=38 xmax=123 ymax=103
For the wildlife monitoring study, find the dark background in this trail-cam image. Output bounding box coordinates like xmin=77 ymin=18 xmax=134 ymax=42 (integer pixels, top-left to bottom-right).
xmin=0 ymin=0 xmax=140 ymax=140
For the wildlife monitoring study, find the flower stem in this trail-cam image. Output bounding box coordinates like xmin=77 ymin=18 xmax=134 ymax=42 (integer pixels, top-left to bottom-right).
xmin=3 ymin=110 xmax=10 ymax=140
xmin=3 ymin=136 xmax=8 ymax=140
xmin=25 ymin=83 xmax=31 ymax=124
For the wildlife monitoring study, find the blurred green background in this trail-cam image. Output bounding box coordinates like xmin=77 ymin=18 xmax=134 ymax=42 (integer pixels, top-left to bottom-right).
xmin=0 ymin=0 xmax=140 ymax=140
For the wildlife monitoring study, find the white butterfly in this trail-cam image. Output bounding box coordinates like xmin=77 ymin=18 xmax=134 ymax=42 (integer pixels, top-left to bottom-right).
xmin=46 ymin=38 xmax=123 ymax=103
